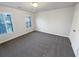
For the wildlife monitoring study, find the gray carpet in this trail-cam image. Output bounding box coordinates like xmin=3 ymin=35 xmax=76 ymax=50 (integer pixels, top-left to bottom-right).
xmin=0 ymin=31 xmax=75 ymax=57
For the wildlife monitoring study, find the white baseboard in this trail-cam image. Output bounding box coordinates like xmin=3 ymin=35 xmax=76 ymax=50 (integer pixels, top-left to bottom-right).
xmin=35 ymin=30 xmax=69 ymax=38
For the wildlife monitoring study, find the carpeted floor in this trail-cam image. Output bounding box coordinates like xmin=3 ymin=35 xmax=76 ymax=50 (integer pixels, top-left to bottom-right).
xmin=0 ymin=31 xmax=75 ymax=57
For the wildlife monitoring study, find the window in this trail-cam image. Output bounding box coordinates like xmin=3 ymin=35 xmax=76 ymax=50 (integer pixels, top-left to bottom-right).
xmin=0 ymin=13 xmax=13 ymax=34
xmin=26 ymin=16 xmax=32 ymax=28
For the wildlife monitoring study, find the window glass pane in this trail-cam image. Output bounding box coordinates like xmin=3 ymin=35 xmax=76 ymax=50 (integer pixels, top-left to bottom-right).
xmin=29 ymin=16 xmax=32 ymax=27
xmin=26 ymin=21 xmax=29 ymax=28
xmin=5 ymin=14 xmax=13 ymax=33
xmin=0 ymin=14 xmax=4 ymax=23
xmin=0 ymin=24 xmax=7 ymax=34
xmin=0 ymin=14 xmax=7 ymax=34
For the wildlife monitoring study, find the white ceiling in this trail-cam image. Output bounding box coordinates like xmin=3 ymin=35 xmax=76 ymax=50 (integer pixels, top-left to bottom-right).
xmin=0 ymin=2 xmax=77 ymax=13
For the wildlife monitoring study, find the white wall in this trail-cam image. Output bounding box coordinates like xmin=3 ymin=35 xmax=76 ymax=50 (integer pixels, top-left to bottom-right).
xmin=35 ymin=7 xmax=74 ymax=37
xmin=0 ymin=6 xmax=35 ymax=44
xmin=69 ymin=3 xmax=79 ymax=57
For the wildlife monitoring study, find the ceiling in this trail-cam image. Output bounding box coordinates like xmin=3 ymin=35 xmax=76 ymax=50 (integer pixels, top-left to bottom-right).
xmin=0 ymin=2 xmax=77 ymax=13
